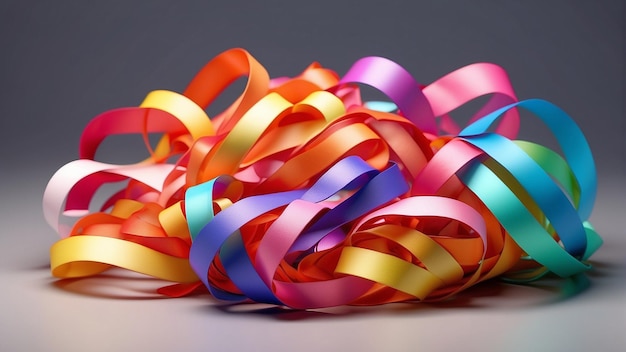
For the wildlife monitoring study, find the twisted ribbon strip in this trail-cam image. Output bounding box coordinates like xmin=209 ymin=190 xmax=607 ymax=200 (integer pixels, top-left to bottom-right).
xmin=43 ymin=48 xmax=601 ymax=308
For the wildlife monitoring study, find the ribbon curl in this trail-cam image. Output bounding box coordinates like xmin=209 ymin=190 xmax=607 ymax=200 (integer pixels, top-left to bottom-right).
xmin=43 ymin=48 xmax=601 ymax=309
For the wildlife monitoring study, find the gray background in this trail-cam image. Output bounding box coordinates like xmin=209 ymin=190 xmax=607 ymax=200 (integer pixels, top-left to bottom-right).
xmin=1 ymin=1 xmax=624 ymax=351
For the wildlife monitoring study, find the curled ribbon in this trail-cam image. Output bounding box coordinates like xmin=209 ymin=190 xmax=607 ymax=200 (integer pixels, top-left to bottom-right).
xmin=43 ymin=48 xmax=601 ymax=308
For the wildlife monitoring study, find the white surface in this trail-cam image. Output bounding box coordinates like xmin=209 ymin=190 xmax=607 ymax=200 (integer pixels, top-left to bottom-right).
xmin=1 ymin=172 xmax=624 ymax=352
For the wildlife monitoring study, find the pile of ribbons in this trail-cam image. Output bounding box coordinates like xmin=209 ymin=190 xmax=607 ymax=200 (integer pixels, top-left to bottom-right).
xmin=43 ymin=48 xmax=602 ymax=309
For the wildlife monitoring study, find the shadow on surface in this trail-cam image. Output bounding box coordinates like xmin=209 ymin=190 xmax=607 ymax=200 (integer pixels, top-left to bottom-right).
xmin=48 ymin=269 xmax=208 ymax=300
xmin=40 ymin=256 xmax=620 ymax=316
xmin=204 ymin=268 xmax=605 ymax=321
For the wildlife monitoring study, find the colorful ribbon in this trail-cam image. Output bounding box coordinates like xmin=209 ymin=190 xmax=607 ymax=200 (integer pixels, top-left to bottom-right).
xmin=43 ymin=48 xmax=601 ymax=309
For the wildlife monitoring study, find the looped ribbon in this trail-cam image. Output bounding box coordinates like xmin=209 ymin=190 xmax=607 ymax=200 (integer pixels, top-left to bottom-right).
xmin=43 ymin=48 xmax=601 ymax=309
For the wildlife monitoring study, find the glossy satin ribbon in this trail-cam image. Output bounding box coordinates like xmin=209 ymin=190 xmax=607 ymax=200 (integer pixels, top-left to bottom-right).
xmin=43 ymin=48 xmax=601 ymax=308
